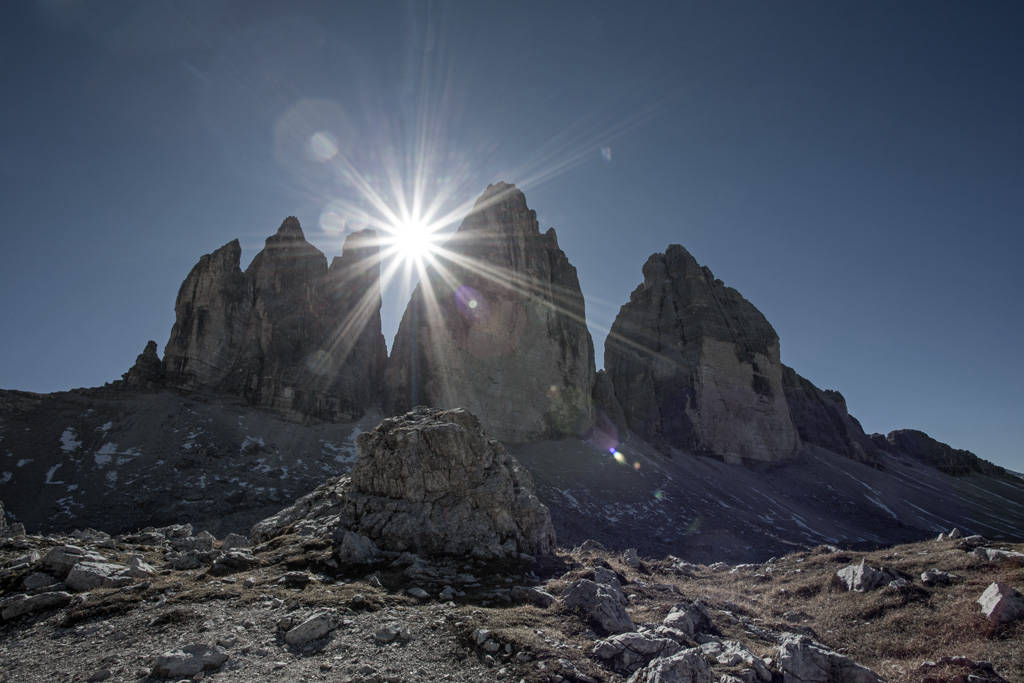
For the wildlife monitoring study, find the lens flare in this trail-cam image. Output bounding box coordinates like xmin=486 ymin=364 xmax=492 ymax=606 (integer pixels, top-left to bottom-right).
xmin=613 ymin=450 xmax=626 ymax=465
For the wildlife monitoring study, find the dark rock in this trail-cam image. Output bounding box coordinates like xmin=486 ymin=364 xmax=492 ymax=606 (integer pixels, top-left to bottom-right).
xmin=162 ymin=220 xmax=387 ymax=421
xmin=118 ymin=341 xmax=165 ymax=389
xmin=387 ymin=182 xmax=596 ymax=442
xmin=605 ymin=244 xmax=798 ymax=462
xmin=876 ymin=429 xmax=1008 ymax=477
xmin=780 ymin=366 xmax=881 ymax=467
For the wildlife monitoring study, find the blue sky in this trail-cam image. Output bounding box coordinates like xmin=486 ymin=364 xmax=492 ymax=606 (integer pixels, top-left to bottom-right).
xmin=2 ymin=1 xmax=1022 ymax=470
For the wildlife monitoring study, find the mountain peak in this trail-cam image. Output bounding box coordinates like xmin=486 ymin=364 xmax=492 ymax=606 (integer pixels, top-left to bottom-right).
xmin=273 ymin=216 xmax=305 ymax=241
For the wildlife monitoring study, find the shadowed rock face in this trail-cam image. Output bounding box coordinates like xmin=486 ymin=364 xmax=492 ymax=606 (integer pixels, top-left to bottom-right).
xmin=605 ymin=244 xmax=798 ymax=462
xmin=875 ymin=429 xmax=1008 ymax=477
xmin=781 ymin=365 xmax=882 ymax=468
xmin=163 ymin=219 xmax=386 ymax=420
xmin=386 ymin=183 xmax=596 ymax=442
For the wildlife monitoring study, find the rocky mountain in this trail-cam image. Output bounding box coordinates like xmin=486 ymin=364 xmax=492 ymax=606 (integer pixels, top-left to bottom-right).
xmin=386 ymin=182 xmax=596 ymax=443
xmin=604 ymin=244 xmax=799 ymax=463
xmin=1 ymin=181 xmax=1022 ymax=568
xmin=163 ymin=219 xmax=387 ymax=421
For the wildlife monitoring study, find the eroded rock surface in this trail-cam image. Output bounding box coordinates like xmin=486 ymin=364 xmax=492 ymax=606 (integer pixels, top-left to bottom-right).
xmin=163 ymin=221 xmax=386 ymax=421
xmin=253 ymin=407 xmax=555 ymax=562
xmin=387 ymin=183 xmax=596 ymax=442
xmin=605 ymin=244 xmax=798 ymax=462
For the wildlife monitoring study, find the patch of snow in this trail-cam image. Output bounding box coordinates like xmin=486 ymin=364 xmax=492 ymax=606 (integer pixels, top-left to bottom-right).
xmin=198 ymin=474 xmax=207 ymax=489
xmin=320 ymin=439 xmax=357 ymax=464
xmin=95 ymin=442 xmax=117 ymax=466
xmin=864 ymin=494 xmax=899 ymax=520
xmin=0 ymin=472 xmax=11 ymax=484
xmin=16 ymin=459 xmax=31 ymax=468
xmin=66 ymin=483 xmax=78 ymax=492
xmin=60 ymin=428 xmax=82 ymax=453
xmin=97 ymin=421 xmax=113 ymax=433
xmin=106 ymin=470 xmax=118 ymax=486
xmin=240 ymin=435 xmax=265 ymax=454
xmin=558 ymin=488 xmax=581 ymax=510
xmin=280 ymin=466 xmax=289 ymax=480
xmin=790 ymin=514 xmax=839 ymax=543
xmin=45 ymin=463 xmax=64 ymax=485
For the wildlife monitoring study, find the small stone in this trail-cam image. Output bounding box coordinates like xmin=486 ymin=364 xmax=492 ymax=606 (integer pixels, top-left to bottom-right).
xmin=406 ymin=586 xmax=430 ymax=600
xmin=285 ymin=611 xmax=337 ymax=646
xmin=151 ymin=643 xmax=228 ymax=678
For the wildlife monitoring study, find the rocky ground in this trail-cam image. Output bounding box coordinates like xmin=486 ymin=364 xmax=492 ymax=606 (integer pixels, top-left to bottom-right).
xmin=1 ymin=526 xmax=1021 ymax=682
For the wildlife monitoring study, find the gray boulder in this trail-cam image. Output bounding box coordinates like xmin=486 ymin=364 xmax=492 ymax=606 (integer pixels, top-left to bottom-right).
xmin=253 ymin=407 xmax=556 ymax=562
xmin=41 ymin=545 xmax=107 ymax=578
xmin=284 ymin=610 xmax=338 ymax=646
xmin=151 ymin=643 xmax=228 ymax=678
xmin=593 ymin=632 xmax=682 ymax=674
xmin=776 ymin=633 xmax=884 ymax=682
xmin=220 ymin=532 xmax=250 ymax=550
xmin=1 ymin=591 xmax=72 ymax=620
xmin=699 ymin=640 xmax=771 ymax=682
xmin=663 ymin=601 xmax=713 ymax=637
xmin=920 ymin=569 xmax=958 ymax=587
xmin=562 ymin=578 xmax=634 ymax=635
xmin=973 ymin=547 xmax=1024 ymax=565
xmin=209 ymin=550 xmax=257 ymax=576
xmin=627 ymin=648 xmax=713 ymax=683
xmin=65 ymin=562 xmax=133 ymax=592
xmin=977 ymin=582 xmax=1024 ymax=625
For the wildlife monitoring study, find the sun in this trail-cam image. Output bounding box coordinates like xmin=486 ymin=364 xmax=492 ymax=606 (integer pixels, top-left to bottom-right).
xmin=386 ymin=215 xmax=441 ymax=265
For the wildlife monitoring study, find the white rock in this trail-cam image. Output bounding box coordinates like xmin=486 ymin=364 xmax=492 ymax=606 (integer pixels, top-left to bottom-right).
xmin=977 ymin=582 xmax=1024 ymax=625
xmin=627 ymin=647 xmax=713 ymax=683
xmin=700 ymin=640 xmax=771 ymax=682
xmin=835 ymin=559 xmax=896 ymax=592
xmin=663 ymin=600 xmax=712 ymax=636
xmin=594 ymin=632 xmax=682 ymax=674
xmin=125 ymin=555 xmax=156 ymax=578
xmin=920 ymin=569 xmax=958 ymax=586
xmin=776 ymin=633 xmax=884 ymax=682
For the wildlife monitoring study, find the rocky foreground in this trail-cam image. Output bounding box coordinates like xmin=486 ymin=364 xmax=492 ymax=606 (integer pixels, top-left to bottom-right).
xmin=1 ymin=527 xmax=1022 ymax=682
xmin=1 ymin=408 xmax=1022 ymax=682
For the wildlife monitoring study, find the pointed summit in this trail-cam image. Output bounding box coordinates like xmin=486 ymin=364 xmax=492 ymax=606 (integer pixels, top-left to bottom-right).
xmin=386 ymin=183 xmax=596 ymax=442
xmin=270 ymin=216 xmax=305 ymax=243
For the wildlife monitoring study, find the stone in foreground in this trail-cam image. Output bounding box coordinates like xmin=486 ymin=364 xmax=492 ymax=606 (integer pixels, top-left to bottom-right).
xmin=776 ymin=633 xmax=884 ymax=682
xmin=977 ymin=582 xmax=1024 ymax=625
xmin=151 ymin=643 xmax=228 ymax=678
xmin=253 ymin=407 xmax=555 ymax=562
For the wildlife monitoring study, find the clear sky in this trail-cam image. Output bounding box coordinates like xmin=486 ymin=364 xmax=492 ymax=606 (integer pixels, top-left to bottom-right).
xmin=2 ymin=1 xmax=1021 ymax=470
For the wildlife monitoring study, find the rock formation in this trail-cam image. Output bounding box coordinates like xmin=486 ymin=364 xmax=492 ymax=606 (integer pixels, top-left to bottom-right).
xmin=386 ymin=182 xmax=596 ymax=442
xmin=781 ymin=366 xmax=882 ymax=467
xmin=604 ymin=244 xmax=798 ymax=462
xmin=162 ymin=219 xmax=387 ymax=420
xmin=118 ymin=341 xmax=165 ymax=389
xmin=872 ymin=429 xmax=1008 ymax=477
xmin=252 ymin=407 xmax=556 ymax=561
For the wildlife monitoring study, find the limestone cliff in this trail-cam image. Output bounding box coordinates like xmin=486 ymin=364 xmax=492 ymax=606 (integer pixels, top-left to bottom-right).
xmin=605 ymin=244 xmax=798 ymax=462
xmin=386 ymin=183 xmax=596 ymax=442
xmin=163 ymin=219 xmax=386 ymax=420
xmin=781 ymin=365 xmax=882 ymax=467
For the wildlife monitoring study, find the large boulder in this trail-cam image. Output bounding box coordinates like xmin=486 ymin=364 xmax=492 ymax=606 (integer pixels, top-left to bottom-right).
xmin=387 ymin=182 xmax=596 ymax=442
xmin=776 ymin=633 xmax=884 ymax=682
xmin=162 ymin=220 xmax=387 ymax=421
xmin=627 ymin=648 xmax=713 ymax=683
xmin=252 ymin=407 xmax=556 ymax=562
xmin=605 ymin=244 xmax=798 ymax=462
xmin=562 ymin=578 xmax=635 ymax=635
xmin=835 ymin=559 xmax=897 ymax=592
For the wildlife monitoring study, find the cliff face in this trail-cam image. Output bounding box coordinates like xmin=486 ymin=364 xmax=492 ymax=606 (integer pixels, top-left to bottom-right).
xmin=386 ymin=182 xmax=596 ymax=442
xmin=781 ymin=365 xmax=882 ymax=467
xmin=875 ymin=429 xmax=1009 ymax=478
xmin=163 ymin=219 xmax=386 ymax=420
xmin=605 ymin=244 xmax=799 ymax=462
